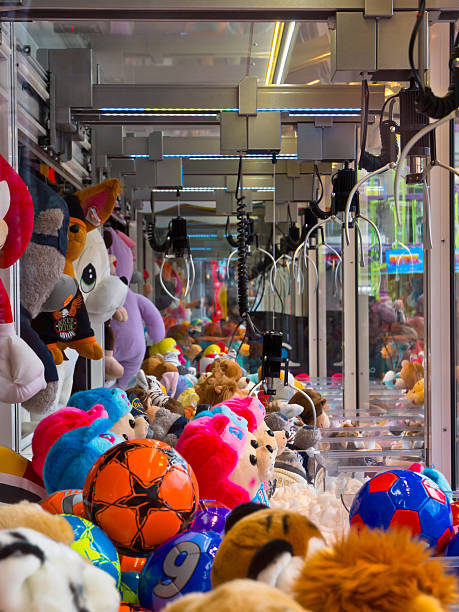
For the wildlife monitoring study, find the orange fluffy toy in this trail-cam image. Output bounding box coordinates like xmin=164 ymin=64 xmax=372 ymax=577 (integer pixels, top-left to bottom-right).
xmin=294 ymin=528 xmax=457 ymax=612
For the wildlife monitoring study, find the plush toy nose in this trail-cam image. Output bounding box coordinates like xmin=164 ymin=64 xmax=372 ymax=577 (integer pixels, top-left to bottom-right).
xmin=69 ymin=224 xmax=80 ymax=234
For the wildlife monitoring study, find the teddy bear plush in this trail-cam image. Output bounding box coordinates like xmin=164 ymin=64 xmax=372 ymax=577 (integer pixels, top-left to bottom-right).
xmin=106 ymin=227 xmax=165 ymax=388
xmin=162 ymin=579 xmax=308 ymax=612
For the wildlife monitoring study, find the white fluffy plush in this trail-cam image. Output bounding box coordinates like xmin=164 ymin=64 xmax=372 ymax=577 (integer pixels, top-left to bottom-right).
xmin=0 ymin=527 xmax=120 ymax=612
xmin=270 ymin=480 xmax=355 ymax=545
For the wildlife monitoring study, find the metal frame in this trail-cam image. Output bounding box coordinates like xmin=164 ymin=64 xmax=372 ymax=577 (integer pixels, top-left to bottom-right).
xmin=425 ymin=21 xmax=454 ymax=481
xmin=0 ymin=0 xmax=457 ymax=20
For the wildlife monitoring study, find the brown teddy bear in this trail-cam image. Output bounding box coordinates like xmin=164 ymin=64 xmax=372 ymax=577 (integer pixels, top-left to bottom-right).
xmin=163 ymin=579 xmax=308 ymax=612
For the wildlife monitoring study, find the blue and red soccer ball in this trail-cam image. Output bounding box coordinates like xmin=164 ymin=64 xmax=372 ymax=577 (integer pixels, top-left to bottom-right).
xmin=349 ymin=469 xmax=453 ymax=553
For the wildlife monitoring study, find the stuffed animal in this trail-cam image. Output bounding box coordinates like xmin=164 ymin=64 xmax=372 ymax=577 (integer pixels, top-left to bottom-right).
xmin=289 ymin=390 xmax=330 ymax=429
xmin=31 ymin=180 xmax=120 ymax=366
xmin=162 ymin=579 xmax=308 ymax=612
xmin=0 ymin=500 xmax=74 ymax=545
xmin=211 ymin=503 xmax=324 ymax=593
xmin=142 ymin=404 xmax=188 ymax=447
xmin=19 ymin=170 xmax=70 ymax=414
xmin=407 ymin=378 xmax=425 ymax=405
xmin=43 ymin=415 xmax=124 ymax=493
xmin=0 ymin=527 xmax=120 ymax=612
xmin=293 ymin=528 xmax=457 ymax=612
xmin=0 ymin=161 xmax=47 ymax=405
xmin=142 ymin=355 xmax=180 ymax=398
xmin=107 ymin=227 xmax=165 ymax=388
xmin=74 ymin=225 xmax=128 ymax=325
xmin=176 ymin=411 xmax=261 ymax=509
xmin=127 ymin=369 xmax=185 ymax=415
xmin=0 ymin=446 xmax=47 ymax=503
xmin=68 ymin=387 xmax=147 ymax=440
xmin=31 ymin=404 xmax=107 ymax=480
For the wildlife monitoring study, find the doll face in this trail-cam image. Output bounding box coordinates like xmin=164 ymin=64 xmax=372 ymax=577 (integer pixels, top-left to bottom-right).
xmin=229 ymin=432 xmax=261 ymax=500
xmin=110 ymin=412 xmax=136 ymax=441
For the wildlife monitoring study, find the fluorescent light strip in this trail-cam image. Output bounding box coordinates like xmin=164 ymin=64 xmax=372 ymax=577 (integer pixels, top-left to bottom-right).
xmin=189 ymin=234 xmax=219 ymax=238
xmin=129 ymin=154 xmax=297 ymax=160
xmin=152 ymin=187 xmax=275 ymax=193
xmin=274 ymin=22 xmax=296 ymax=85
xmin=99 ymin=107 xmax=238 ymax=112
xmin=190 ymin=247 xmax=213 ymax=251
xmin=101 ymin=113 xmax=218 ymax=117
xmin=265 ymin=22 xmax=284 ymax=86
xmin=260 ymin=107 xmax=361 ymax=112
xmin=290 ymin=112 xmax=361 ymax=117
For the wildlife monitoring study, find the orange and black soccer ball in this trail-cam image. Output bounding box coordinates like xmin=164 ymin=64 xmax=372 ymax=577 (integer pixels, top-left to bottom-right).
xmin=40 ymin=488 xmax=86 ymax=518
xmin=83 ymin=439 xmax=199 ymax=556
xmin=118 ymin=605 xmax=149 ymax=611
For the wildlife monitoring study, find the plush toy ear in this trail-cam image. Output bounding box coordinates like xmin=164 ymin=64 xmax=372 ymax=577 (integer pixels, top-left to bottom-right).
xmin=75 ymin=178 xmax=120 ymax=232
xmin=0 ymin=156 xmax=34 ymax=268
xmin=224 ymin=502 xmax=269 ymax=533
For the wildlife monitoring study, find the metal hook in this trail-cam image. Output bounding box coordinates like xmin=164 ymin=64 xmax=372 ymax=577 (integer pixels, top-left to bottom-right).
xmin=433 ymin=159 xmax=459 ymax=179
xmin=358 ymin=214 xmax=383 ymax=265
xmin=355 ymin=222 xmax=366 ymax=267
xmin=423 ymin=179 xmax=433 ymax=250
xmin=394 ymin=110 xmax=456 ymax=228
xmin=344 ymin=163 xmax=392 ymax=247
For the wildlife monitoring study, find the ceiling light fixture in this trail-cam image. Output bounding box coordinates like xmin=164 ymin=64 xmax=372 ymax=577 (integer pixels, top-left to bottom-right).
xmin=274 ymin=21 xmax=297 ymax=85
xmin=265 ymin=22 xmax=284 ymax=86
xmin=306 ymin=79 xmax=320 ymax=85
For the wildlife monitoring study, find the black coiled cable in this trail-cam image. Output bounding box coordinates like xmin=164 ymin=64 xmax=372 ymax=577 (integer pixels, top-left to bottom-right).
xmin=235 ymin=155 xmax=249 ymax=320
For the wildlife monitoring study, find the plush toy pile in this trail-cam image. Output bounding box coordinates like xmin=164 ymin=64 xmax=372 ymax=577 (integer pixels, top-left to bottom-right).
xmin=0 ymin=156 xmax=453 ymax=610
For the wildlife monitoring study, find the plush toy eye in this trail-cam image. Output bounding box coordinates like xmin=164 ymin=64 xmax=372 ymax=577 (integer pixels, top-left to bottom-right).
xmin=251 ymin=440 xmax=258 ymax=449
xmin=267 ymin=429 xmax=275 ymax=437
xmin=129 ymin=418 xmax=135 ymax=428
xmin=250 ymin=454 xmax=257 ymax=465
xmin=80 ymin=263 xmax=97 ymax=293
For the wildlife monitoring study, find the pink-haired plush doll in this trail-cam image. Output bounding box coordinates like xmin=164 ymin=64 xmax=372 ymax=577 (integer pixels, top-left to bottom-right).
xmin=176 ymin=412 xmax=261 ymax=509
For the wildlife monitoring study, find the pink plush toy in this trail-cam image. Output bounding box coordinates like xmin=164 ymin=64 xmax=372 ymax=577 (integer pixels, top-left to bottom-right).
xmin=176 ymin=412 xmax=261 ymax=509
xmin=31 ymin=404 xmax=107 ymax=479
xmin=215 ymin=395 xmax=266 ymax=435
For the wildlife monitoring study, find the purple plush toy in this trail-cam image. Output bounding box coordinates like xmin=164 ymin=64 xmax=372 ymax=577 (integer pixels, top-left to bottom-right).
xmin=106 ymin=228 xmax=165 ymax=388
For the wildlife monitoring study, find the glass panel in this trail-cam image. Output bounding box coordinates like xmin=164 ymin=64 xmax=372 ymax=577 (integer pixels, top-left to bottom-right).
xmin=455 ymin=115 xmax=459 ymax=482
xmin=19 ymin=21 xmax=275 ymax=85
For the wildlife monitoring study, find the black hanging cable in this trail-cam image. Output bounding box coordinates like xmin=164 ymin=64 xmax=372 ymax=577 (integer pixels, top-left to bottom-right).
xmin=309 ymin=164 xmax=329 ymax=220
xmin=408 ymin=0 xmax=426 ymax=94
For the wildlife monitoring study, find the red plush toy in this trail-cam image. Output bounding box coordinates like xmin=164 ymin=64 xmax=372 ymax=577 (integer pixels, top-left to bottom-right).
xmin=0 ymin=156 xmax=47 ymax=403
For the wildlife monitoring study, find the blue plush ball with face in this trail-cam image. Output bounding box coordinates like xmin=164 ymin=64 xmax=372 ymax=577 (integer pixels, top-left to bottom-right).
xmin=61 ymin=514 xmax=121 ymax=586
xmin=191 ymin=499 xmax=230 ymax=536
xmin=138 ymin=530 xmax=222 ymax=611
